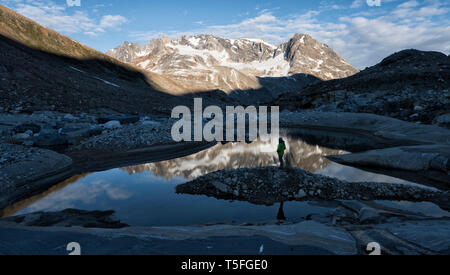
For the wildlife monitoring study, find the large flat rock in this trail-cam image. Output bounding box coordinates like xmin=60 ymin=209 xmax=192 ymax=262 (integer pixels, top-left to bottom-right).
xmin=329 ymin=145 xmax=450 ymax=172
xmin=0 ymin=143 xmax=73 ymax=211
xmin=281 ymin=111 xmax=450 ymax=146
xmin=373 ymin=220 xmax=450 ymax=254
xmin=0 ymin=220 xmax=357 ymax=255
xmin=328 ymin=145 xmax=450 ymax=187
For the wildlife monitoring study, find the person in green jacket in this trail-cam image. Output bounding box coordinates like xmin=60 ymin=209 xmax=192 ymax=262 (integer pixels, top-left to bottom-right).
xmin=277 ymin=138 xmax=286 ymax=168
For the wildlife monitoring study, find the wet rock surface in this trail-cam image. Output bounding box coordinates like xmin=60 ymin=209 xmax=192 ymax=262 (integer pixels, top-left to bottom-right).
xmin=0 ymin=220 xmax=358 ymax=255
xmin=289 ymin=200 xmax=450 ymax=255
xmin=0 ymin=202 xmax=448 ymax=254
xmin=372 ymin=220 xmax=450 ymax=254
xmin=0 ymin=143 xmax=73 ymax=210
xmin=328 ymin=145 xmax=450 ymax=186
xmin=177 ymin=167 xmax=446 ymax=206
xmin=280 ymin=111 xmax=450 ymax=146
xmin=0 ymin=144 xmax=72 ymax=209
xmin=2 ymin=209 xmax=128 ymax=229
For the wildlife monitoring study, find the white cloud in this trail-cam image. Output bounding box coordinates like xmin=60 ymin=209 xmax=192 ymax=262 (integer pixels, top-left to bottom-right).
xmin=351 ymin=0 xmax=364 ymax=8
xmin=398 ymin=0 xmax=420 ymax=8
xmin=100 ymin=15 xmax=128 ymax=29
xmin=4 ymin=0 xmax=127 ymax=36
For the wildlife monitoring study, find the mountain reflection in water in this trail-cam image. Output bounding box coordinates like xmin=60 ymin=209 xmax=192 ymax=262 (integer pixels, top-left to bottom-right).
xmin=122 ymin=137 xmax=346 ymax=180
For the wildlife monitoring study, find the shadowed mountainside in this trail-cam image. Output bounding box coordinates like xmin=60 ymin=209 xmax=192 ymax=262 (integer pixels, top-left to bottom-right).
xmin=0 ymin=4 xmax=330 ymax=115
xmin=0 ymin=4 xmax=237 ymax=115
xmin=275 ymin=49 xmax=450 ymax=124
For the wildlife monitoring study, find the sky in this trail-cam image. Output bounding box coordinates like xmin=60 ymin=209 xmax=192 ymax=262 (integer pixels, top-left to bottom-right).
xmin=1 ymin=0 xmax=449 ymax=69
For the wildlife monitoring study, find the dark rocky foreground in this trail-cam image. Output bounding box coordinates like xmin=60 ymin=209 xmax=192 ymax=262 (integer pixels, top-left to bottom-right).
xmin=176 ymin=167 xmax=448 ymax=208
xmin=1 ymin=110 xmax=449 ymax=255
xmin=0 ymin=207 xmax=449 ymax=255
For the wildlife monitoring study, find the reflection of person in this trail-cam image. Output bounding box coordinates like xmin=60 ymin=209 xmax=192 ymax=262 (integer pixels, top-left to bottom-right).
xmin=277 ymin=138 xmax=286 ymax=168
xmin=277 ymin=202 xmax=286 ymax=221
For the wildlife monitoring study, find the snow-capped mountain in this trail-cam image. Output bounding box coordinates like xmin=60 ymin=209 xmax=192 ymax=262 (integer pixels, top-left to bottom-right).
xmin=107 ymin=34 xmax=359 ymax=93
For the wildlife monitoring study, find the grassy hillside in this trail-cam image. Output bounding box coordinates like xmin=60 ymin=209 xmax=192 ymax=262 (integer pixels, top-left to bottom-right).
xmin=0 ymin=4 xmax=122 ymax=63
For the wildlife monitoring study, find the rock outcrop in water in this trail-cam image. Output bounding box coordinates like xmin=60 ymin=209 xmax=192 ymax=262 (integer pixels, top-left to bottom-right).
xmin=176 ymin=167 xmax=447 ymax=207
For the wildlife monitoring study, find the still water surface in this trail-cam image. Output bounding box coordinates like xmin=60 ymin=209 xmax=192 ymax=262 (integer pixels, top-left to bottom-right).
xmin=11 ymin=137 xmax=447 ymax=226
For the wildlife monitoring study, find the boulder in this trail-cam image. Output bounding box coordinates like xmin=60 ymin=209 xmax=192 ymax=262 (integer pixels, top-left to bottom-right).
xmin=97 ymin=115 xmax=140 ymax=125
xmin=13 ymin=133 xmax=31 ymax=140
xmin=34 ymin=130 xmax=68 ymax=148
xmin=64 ymin=127 xmax=103 ymax=139
xmin=414 ymin=106 xmax=424 ymax=112
xmin=104 ymin=120 xmax=122 ymax=129
xmin=63 ymin=114 xmax=76 ymax=121
xmin=434 ymin=113 xmax=450 ymax=128
xmin=13 ymin=123 xmax=41 ymax=134
xmin=142 ymin=120 xmax=161 ymax=126
xmin=296 ymin=189 xmax=307 ymax=198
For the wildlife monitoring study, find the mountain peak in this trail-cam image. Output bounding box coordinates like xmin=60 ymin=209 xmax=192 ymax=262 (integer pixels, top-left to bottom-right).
xmin=107 ymin=33 xmax=359 ymax=93
xmin=291 ymin=33 xmax=309 ymax=41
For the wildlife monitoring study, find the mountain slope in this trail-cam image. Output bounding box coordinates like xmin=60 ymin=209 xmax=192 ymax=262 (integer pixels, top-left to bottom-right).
xmin=107 ymin=34 xmax=359 ymax=93
xmin=0 ymin=4 xmax=225 ymax=115
xmin=275 ymin=49 xmax=450 ymax=124
xmin=0 ymin=4 xmax=124 ymax=65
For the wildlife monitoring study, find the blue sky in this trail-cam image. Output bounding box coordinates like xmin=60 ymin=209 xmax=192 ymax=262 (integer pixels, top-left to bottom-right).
xmin=1 ymin=0 xmax=449 ymax=68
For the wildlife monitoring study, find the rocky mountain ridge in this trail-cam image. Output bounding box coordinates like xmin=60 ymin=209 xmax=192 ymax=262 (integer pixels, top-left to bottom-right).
xmin=107 ymin=34 xmax=359 ymax=93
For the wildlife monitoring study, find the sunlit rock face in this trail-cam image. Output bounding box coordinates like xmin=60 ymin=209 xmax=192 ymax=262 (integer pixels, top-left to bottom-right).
xmin=121 ymin=137 xmax=346 ymax=180
xmin=107 ymin=34 xmax=359 ymax=93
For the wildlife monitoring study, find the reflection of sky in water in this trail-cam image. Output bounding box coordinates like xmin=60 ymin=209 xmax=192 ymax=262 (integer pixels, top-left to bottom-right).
xmin=17 ymin=169 xmax=335 ymax=226
xmin=320 ymin=163 xmax=413 ymax=185
xmin=14 ymin=137 xmax=446 ymax=226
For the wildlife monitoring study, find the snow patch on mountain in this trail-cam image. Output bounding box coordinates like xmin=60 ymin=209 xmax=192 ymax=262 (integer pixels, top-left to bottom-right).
xmin=107 ymin=34 xmax=359 ymax=93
